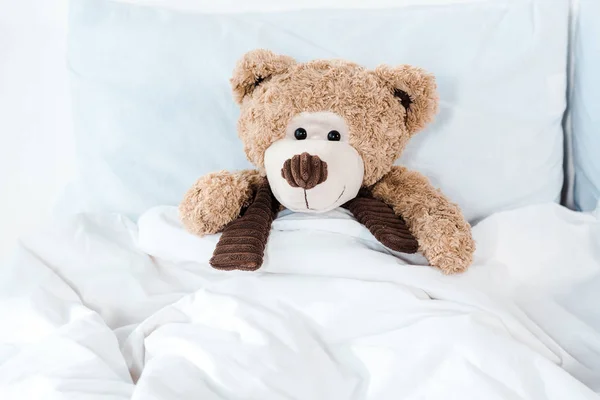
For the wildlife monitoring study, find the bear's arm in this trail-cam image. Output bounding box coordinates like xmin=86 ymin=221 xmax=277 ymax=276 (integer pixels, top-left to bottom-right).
xmin=371 ymin=166 xmax=475 ymax=274
xmin=179 ymin=169 xmax=265 ymax=236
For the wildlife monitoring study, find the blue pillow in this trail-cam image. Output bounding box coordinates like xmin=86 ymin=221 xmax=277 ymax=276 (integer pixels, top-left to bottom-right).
xmin=63 ymin=0 xmax=569 ymax=221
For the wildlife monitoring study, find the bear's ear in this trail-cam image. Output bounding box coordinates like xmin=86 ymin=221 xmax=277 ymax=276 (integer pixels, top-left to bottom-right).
xmin=374 ymin=65 xmax=438 ymax=136
xmin=230 ymin=49 xmax=296 ymax=104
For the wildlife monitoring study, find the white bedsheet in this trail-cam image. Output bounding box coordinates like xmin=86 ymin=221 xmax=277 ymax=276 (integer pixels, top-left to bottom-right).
xmin=1 ymin=203 xmax=599 ymax=399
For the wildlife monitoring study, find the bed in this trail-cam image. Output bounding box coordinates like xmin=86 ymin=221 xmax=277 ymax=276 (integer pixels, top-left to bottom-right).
xmin=1 ymin=0 xmax=599 ymax=399
xmin=1 ymin=204 xmax=599 ymax=399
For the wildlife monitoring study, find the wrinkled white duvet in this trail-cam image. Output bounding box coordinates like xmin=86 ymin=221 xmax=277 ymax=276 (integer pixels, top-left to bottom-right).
xmin=1 ymin=203 xmax=599 ymax=399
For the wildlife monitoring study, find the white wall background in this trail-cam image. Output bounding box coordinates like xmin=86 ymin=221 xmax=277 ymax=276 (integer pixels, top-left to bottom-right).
xmin=0 ymin=0 xmax=75 ymax=259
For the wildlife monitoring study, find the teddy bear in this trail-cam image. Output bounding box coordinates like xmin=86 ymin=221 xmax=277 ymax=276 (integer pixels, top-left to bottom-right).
xmin=179 ymin=49 xmax=475 ymax=274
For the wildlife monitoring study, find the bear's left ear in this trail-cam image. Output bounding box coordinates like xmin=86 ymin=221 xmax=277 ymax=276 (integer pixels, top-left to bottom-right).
xmin=374 ymin=65 xmax=438 ymax=136
xmin=231 ymin=49 xmax=296 ymax=104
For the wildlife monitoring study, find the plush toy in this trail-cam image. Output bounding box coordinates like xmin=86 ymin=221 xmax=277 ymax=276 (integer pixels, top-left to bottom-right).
xmin=180 ymin=49 xmax=475 ymax=274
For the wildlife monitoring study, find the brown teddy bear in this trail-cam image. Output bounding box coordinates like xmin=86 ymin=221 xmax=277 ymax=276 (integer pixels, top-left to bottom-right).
xmin=180 ymin=49 xmax=475 ymax=274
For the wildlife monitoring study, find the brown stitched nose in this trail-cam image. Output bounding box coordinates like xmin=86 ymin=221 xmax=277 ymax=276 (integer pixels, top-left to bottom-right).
xmin=281 ymin=152 xmax=328 ymax=190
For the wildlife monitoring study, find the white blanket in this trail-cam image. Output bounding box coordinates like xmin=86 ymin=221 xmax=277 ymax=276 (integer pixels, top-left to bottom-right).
xmin=1 ymin=203 xmax=599 ymax=399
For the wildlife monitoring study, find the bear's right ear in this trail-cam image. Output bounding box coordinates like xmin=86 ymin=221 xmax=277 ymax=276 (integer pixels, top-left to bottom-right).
xmin=230 ymin=49 xmax=296 ymax=104
xmin=374 ymin=64 xmax=438 ymax=136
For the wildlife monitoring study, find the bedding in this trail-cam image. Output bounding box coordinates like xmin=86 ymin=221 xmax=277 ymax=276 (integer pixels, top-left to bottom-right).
xmin=1 ymin=203 xmax=599 ymax=399
xmin=64 ymin=0 xmax=568 ymax=222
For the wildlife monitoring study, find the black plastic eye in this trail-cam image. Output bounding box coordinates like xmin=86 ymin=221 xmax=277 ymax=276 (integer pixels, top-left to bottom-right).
xmin=294 ymin=128 xmax=307 ymax=140
xmin=327 ymin=130 xmax=341 ymax=141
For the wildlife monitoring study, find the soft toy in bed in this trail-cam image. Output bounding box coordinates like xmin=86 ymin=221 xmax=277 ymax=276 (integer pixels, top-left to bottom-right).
xmin=180 ymin=49 xmax=475 ymax=274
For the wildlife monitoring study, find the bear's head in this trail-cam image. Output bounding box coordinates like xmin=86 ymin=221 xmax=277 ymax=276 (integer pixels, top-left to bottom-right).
xmin=231 ymin=49 xmax=438 ymax=213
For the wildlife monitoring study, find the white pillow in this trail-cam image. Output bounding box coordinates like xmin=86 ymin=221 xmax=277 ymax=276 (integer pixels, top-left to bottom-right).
xmin=571 ymin=0 xmax=600 ymax=211
xmin=64 ymin=0 xmax=568 ymax=222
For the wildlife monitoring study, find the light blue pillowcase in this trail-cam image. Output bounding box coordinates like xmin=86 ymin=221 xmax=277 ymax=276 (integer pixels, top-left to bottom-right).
xmin=64 ymin=0 xmax=568 ymax=221
xmin=572 ymin=0 xmax=600 ymax=211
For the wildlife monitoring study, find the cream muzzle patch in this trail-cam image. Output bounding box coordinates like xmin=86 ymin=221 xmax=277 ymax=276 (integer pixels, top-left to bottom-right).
xmin=264 ymin=111 xmax=364 ymax=213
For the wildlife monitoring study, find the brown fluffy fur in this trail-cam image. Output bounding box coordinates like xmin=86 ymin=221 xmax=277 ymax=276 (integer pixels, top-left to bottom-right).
xmin=180 ymin=49 xmax=475 ymax=273
xmin=371 ymin=166 xmax=475 ymax=273
xmin=232 ymin=50 xmax=437 ymax=186
xmin=179 ymin=169 xmax=264 ymax=235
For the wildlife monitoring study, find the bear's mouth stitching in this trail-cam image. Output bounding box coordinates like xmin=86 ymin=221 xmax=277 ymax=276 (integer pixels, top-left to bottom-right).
xmin=304 ymin=186 xmax=346 ymax=210
xmin=304 ymin=189 xmax=309 ymax=209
